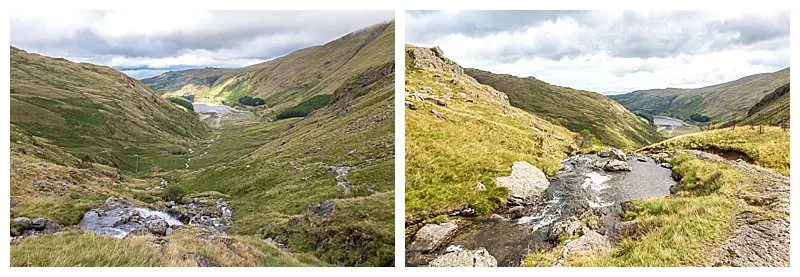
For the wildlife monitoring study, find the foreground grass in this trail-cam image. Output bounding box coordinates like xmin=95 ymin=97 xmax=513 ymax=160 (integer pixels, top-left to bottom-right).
xmin=645 ymin=126 xmax=789 ymax=175
xmin=11 ymin=229 xmax=318 ymax=267
xmin=405 ymin=47 xmax=576 ymax=221
xmin=524 ymin=154 xmax=740 ymax=266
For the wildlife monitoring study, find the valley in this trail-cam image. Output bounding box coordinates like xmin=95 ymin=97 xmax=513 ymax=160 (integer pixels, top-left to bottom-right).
xmin=11 ymin=20 xmax=395 ymax=267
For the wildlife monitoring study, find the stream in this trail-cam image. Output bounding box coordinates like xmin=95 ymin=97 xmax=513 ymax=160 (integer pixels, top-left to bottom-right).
xmin=419 ymin=153 xmax=675 ymax=266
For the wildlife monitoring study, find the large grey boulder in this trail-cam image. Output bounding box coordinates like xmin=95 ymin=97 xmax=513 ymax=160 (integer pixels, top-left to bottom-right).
xmin=604 ymin=160 xmax=632 ymax=172
xmin=598 ymin=148 xmax=627 ymax=161
xmin=408 ymin=222 xmax=459 ymax=253
xmin=561 ymin=230 xmax=611 ymax=259
xmin=495 ymin=161 xmax=550 ymax=205
xmin=429 ymin=248 xmax=497 ymax=267
xmin=144 ymin=216 xmax=169 ymax=236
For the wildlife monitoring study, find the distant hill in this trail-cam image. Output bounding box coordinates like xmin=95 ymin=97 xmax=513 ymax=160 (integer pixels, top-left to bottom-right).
xmin=610 ymin=68 xmax=790 ymax=123
xmin=142 ymin=22 xmax=394 ymax=114
xmin=10 ymin=46 xmax=207 ymax=170
xmin=738 ymin=83 xmax=790 ymax=126
xmin=465 ymin=68 xmax=661 ymax=149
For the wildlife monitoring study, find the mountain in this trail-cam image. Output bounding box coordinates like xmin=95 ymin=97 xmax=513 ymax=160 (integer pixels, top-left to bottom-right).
xmin=404 ymin=45 xmax=577 ymax=221
xmin=465 ymin=68 xmax=661 ymax=150
xmin=10 ymin=46 xmax=207 ymax=170
xmin=142 ymin=22 xmax=394 ymax=114
xmin=738 ymin=83 xmax=790 ymax=126
xmin=610 ymin=68 xmax=790 ymax=123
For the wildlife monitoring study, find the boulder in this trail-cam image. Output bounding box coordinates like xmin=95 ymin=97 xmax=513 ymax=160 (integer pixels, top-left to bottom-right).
xmin=561 ymin=230 xmax=611 ymax=259
xmin=11 ymin=217 xmax=32 ymax=237
xmin=31 ymin=218 xmax=60 ymax=234
xmin=495 ymin=161 xmax=550 ymax=205
xmin=636 ymin=156 xmax=648 ymax=162
xmin=598 ymin=148 xmax=627 ymax=161
xmin=144 ymin=216 xmax=169 ymax=236
xmin=508 ymin=206 xmax=526 ymax=219
xmin=405 ymin=101 xmax=418 ymax=110
xmin=617 ymin=220 xmax=639 ymax=238
xmin=660 ymin=163 xmax=673 ymax=169
xmin=308 ymin=201 xmax=336 ymax=220
xmin=429 ymin=248 xmax=497 ymax=267
xmin=430 ymin=109 xmax=447 ymax=121
xmin=408 ymin=222 xmax=459 ymax=253
xmin=603 ymin=160 xmax=632 ymax=172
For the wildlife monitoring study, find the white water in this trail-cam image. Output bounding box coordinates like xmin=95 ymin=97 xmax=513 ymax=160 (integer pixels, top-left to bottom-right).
xmin=135 ymin=208 xmax=183 ymax=226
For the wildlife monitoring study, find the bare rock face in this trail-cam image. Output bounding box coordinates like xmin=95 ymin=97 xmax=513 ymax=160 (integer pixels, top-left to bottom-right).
xmin=561 ymin=230 xmax=611 ymax=259
xmin=406 ymin=46 xmax=464 ymax=76
xmin=408 ymin=222 xmax=459 ymax=253
xmin=717 ymin=211 xmax=789 ymax=266
xmin=11 ymin=217 xmax=60 ymax=237
xmin=429 ymin=248 xmax=498 ymax=267
xmin=495 ymin=161 xmax=550 ymax=205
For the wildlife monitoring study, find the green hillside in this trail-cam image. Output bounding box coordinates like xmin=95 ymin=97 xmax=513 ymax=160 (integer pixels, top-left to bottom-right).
xmin=738 ymin=83 xmax=790 ymax=126
xmin=405 ymin=45 xmax=577 ymax=221
xmin=610 ymin=68 xmax=789 ymax=123
xmin=10 ymin=46 xmax=208 ymax=171
xmin=465 ymin=68 xmax=661 ymax=150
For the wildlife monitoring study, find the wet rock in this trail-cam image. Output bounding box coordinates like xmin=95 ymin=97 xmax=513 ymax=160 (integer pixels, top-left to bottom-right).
xmin=598 ymin=148 xmax=626 ymax=161
xmin=308 ymin=201 xmax=336 ymax=220
xmin=548 ymin=217 xmax=584 ymax=242
xmin=144 ymin=216 xmax=169 ymax=236
xmin=636 ymin=156 xmax=648 ymax=162
xmin=653 ymin=153 xmax=670 ymax=163
xmin=167 ymin=197 xmax=233 ymax=232
xmin=603 ymin=160 xmax=631 ymax=172
xmin=495 ymin=161 xmax=550 ymax=205
xmin=429 ymin=248 xmax=497 ymax=267
xmin=561 ymin=230 xmax=611 ymax=259
xmin=459 ymin=208 xmax=476 ymax=217
xmin=409 ymin=222 xmax=459 ymax=253
xmin=671 ymin=169 xmax=683 ymax=181
xmin=508 ymin=206 xmax=526 ymax=219
xmin=660 ymin=162 xmax=673 ymax=169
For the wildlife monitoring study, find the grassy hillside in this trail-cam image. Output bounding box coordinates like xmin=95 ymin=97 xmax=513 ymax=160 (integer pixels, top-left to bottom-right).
xmin=142 ymin=22 xmax=395 ymax=116
xmin=170 ymin=24 xmax=396 ymax=266
xmin=405 ymin=45 xmax=577 ymax=221
xmin=465 ymin=68 xmax=661 ymax=150
xmin=738 ymin=83 xmax=790 ymax=126
xmin=10 ymin=46 xmax=208 ymax=172
xmin=611 ymin=68 xmax=789 ymax=123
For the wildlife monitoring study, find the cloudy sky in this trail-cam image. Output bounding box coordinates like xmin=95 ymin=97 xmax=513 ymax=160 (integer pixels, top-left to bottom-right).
xmin=11 ymin=10 xmax=394 ymax=79
xmin=407 ymin=10 xmax=789 ymax=94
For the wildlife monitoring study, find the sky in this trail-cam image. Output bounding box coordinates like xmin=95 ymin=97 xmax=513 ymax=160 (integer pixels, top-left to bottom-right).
xmin=11 ymin=10 xmax=394 ymax=79
xmin=406 ymin=10 xmax=790 ymax=94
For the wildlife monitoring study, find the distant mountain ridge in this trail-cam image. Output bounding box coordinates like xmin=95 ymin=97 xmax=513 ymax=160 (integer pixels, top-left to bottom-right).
xmin=610 ymin=68 xmax=790 ymax=123
xmin=465 ymin=68 xmax=662 ymax=149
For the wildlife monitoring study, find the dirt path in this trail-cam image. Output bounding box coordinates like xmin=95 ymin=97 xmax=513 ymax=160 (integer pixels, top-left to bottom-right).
xmin=685 ymin=150 xmax=789 ymax=266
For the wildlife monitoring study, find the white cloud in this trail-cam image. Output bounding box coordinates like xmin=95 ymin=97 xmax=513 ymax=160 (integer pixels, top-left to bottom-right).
xmin=407 ymin=10 xmax=789 ymax=93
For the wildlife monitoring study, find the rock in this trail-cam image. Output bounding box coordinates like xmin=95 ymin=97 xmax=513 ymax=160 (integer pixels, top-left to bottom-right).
xmin=669 ymin=184 xmax=680 ymax=194
xmin=495 ymin=161 xmax=550 ymax=205
xmin=508 ymin=206 xmax=526 ymax=219
xmin=598 ymin=148 xmax=626 ymax=161
xmin=405 ymin=101 xmax=417 ymax=110
xmin=431 ymin=109 xmax=447 ymax=121
xmin=620 ymin=201 xmax=642 ymax=213
xmin=308 ymin=201 xmax=336 ymax=220
xmin=660 ymin=162 xmax=673 ymax=169
xmin=184 ymin=253 xmax=221 ymax=267
xmin=548 ymin=217 xmax=584 ymax=242
xmin=490 ymin=214 xmax=505 ymax=220
xmin=429 ymin=248 xmax=497 ymax=267
xmin=31 ymin=218 xmax=60 ymax=234
xmin=671 ymin=169 xmax=684 ymax=181
xmin=475 ymin=182 xmax=486 ymax=191
xmin=617 ymin=220 xmax=639 ymax=238
xmin=144 ymin=216 xmax=169 ymax=236
xmin=408 ymin=222 xmax=459 ymax=253
xmin=636 ymin=156 xmax=648 ymax=162
xmin=11 ymin=217 xmax=32 ymax=236
xmin=460 ymin=208 xmax=476 ymax=217
xmin=603 ymin=160 xmax=632 ymax=172
xmin=561 ymin=230 xmax=611 ymax=259
xmin=457 ymin=93 xmax=467 ymax=98
xmin=653 ymin=153 xmax=670 ymax=163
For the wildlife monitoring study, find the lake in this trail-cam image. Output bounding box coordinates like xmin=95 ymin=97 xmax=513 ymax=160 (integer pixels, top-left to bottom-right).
xmin=653 ymin=115 xmax=684 ymax=127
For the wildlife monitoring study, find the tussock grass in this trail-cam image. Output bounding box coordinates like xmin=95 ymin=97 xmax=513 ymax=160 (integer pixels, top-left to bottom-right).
xmin=646 ymin=126 xmax=789 ymax=175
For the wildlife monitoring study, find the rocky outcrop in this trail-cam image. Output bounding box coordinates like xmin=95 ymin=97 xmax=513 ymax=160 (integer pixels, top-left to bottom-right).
xmin=429 ymin=248 xmax=497 ymax=267
xmin=406 ymin=46 xmax=464 ymax=76
xmin=79 ymin=197 xmax=183 ymax=238
xmin=308 ymin=201 xmax=336 ymax=221
xmin=560 ymin=230 xmax=611 ymax=260
xmin=408 ymin=222 xmax=459 ymax=253
xmin=167 ymin=197 xmax=233 ymax=232
xmin=11 ymin=217 xmax=60 ymax=237
xmin=598 ymin=148 xmax=626 ymax=161
xmin=495 ymin=161 xmax=550 ymax=205
xmin=603 ymin=160 xmax=632 ymax=172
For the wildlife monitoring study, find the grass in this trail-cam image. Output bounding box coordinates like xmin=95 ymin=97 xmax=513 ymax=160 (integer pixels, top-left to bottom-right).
xmin=276 ymin=95 xmax=332 ymax=119
xmin=523 ymin=154 xmax=741 ymax=266
xmin=405 ymin=45 xmax=576 ymax=221
xmin=465 ymin=68 xmax=662 ymax=150
xmin=644 ymin=126 xmax=789 ymax=175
